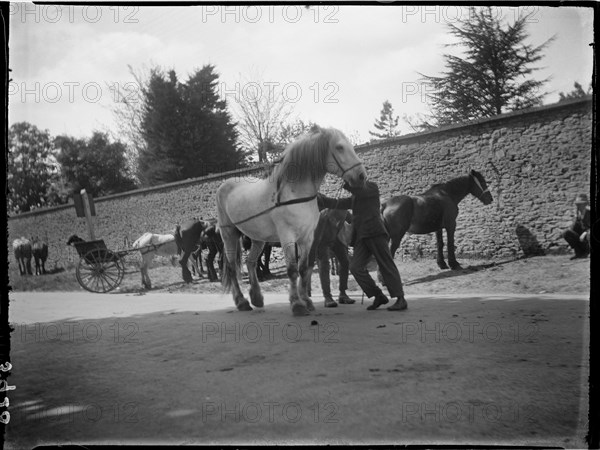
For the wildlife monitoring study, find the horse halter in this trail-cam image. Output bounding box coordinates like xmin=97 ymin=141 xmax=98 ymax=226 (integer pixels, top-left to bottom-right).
xmin=330 ymin=150 xmax=364 ymax=179
xmin=471 ymin=173 xmax=490 ymax=199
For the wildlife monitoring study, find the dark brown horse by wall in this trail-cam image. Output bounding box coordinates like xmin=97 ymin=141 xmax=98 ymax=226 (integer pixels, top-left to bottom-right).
xmin=174 ymin=219 xmax=211 ymax=283
xmin=381 ymin=169 xmax=493 ymax=270
xmin=199 ymin=218 xmax=224 ymax=282
xmin=31 ymin=236 xmax=49 ymax=275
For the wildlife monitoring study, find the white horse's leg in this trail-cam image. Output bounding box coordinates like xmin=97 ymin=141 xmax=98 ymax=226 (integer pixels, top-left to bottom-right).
xmin=140 ymin=253 xmax=152 ymax=289
xmin=247 ymin=240 xmax=265 ymax=308
xmin=221 ymin=228 xmax=252 ymax=311
xmin=282 ymin=241 xmax=310 ymax=316
xmin=297 ymin=234 xmax=316 ymax=312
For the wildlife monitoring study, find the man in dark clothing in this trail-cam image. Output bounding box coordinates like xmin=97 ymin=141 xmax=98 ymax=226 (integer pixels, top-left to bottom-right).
xmin=318 ymin=181 xmax=407 ymax=311
xmin=563 ymin=193 xmax=591 ymax=259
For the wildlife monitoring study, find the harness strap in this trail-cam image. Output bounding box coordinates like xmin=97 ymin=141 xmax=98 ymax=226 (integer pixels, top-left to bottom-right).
xmin=139 ymin=236 xmax=176 ymax=256
xmin=471 ymin=175 xmax=490 ymax=199
xmin=226 ymin=193 xmax=318 ymax=228
xmin=222 ymin=151 xmax=361 ymax=229
xmin=331 ymin=151 xmax=363 ymax=178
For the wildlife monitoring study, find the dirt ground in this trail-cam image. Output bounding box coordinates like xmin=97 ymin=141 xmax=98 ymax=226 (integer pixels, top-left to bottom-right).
xmin=9 ymin=251 xmax=591 ymax=297
xmin=6 ymin=253 xmax=591 ymax=448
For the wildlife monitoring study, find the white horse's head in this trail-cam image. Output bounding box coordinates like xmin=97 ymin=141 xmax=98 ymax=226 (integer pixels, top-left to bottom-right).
xmin=274 ymin=126 xmax=367 ymax=189
xmin=322 ymin=127 xmax=367 ymax=188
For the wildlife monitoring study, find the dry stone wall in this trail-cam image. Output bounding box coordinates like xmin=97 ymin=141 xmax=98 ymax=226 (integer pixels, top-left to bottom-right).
xmin=8 ymin=97 xmax=592 ymax=266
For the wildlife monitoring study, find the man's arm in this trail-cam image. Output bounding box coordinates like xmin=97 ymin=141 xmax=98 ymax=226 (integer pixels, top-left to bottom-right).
xmin=317 ymin=193 xmax=352 ymax=210
xmin=342 ymin=181 xmax=379 ymax=198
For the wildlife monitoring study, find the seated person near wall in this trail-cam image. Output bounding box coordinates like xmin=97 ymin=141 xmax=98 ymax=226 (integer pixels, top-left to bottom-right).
xmin=318 ymin=181 xmax=408 ymax=311
xmin=562 ymin=193 xmax=590 ymax=259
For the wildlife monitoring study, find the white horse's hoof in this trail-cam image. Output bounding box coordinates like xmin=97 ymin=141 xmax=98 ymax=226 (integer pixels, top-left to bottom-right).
xmin=292 ymin=303 xmax=310 ymax=316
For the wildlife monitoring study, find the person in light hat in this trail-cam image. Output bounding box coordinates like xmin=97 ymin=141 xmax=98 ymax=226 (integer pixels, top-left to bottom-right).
xmin=562 ymin=193 xmax=590 ymax=259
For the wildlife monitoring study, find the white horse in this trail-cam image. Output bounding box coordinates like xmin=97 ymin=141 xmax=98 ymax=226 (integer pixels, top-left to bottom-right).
xmin=132 ymin=232 xmax=179 ymax=289
xmin=13 ymin=237 xmax=33 ymax=276
xmin=216 ymin=126 xmax=367 ymax=316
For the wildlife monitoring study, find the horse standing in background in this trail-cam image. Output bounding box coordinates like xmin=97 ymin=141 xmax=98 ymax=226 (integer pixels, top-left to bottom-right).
xmin=174 ymin=219 xmax=211 ymax=283
xmin=216 ymin=126 xmax=367 ymax=316
xmin=198 ymin=218 xmax=224 ymax=282
xmin=241 ymin=235 xmax=275 ymax=281
xmin=308 ymin=208 xmax=355 ymax=308
xmin=381 ymin=169 xmax=493 ymax=270
xmin=31 ymin=236 xmax=49 ymax=275
xmin=132 ymin=232 xmax=179 ymax=289
xmin=13 ymin=237 xmax=33 ymax=276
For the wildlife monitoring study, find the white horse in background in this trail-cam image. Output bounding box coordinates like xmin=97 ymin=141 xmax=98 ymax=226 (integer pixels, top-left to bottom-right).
xmin=132 ymin=232 xmax=179 ymax=289
xmin=13 ymin=237 xmax=33 ymax=275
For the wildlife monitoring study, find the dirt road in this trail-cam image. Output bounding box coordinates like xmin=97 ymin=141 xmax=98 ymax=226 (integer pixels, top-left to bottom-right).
xmin=6 ymin=290 xmax=590 ymax=448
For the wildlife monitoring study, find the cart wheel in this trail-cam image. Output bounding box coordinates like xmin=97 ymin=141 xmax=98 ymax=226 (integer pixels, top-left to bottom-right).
xmin=76 ymin=249 xmax=125 ymax=293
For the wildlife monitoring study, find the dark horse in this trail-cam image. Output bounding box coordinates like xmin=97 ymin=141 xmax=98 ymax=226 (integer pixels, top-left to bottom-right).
xmin=31 ymin=236 xmax=49 ymax=275
xmin=174 ymin=219 xmax=211 ymax=283
xmin=241 ymin=235 xmax=274 ymax=281
xmin=308 ymin=207 xmax=355 ymax=307
xmin=199 ymin=218 xmax=224 ymax=282
xmin=381 ymin=169 xmax=493 ymax=270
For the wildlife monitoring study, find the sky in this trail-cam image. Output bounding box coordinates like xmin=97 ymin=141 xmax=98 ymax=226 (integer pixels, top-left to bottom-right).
xmin=8 ymin=4 xmax=595 ymax=144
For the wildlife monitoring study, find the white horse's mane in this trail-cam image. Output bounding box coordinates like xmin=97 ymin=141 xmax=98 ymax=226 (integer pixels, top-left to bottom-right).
xmin=273 ymin=127 xmax=345 ymax=187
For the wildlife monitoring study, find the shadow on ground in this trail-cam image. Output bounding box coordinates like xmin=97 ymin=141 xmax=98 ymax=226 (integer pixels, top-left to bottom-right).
xmin=404 ymin=258 xmax=521 ymax=286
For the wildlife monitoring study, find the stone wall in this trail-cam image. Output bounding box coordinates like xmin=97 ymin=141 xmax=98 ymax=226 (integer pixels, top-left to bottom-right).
xmin=354 ymin=97 xmax=592 ymax=260
xmin=8 ymin=97 xmax=592 ymax=266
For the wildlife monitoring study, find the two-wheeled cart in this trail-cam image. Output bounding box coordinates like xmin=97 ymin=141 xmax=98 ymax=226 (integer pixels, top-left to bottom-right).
xmin=71 ymin=239 xmax=138 ymax=293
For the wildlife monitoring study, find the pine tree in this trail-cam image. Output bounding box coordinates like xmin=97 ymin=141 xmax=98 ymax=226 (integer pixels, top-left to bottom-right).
xmin=369 ymin=100 xmax=400 ymax=139
xmin=137 ymin=65 xmax=245 ymax=186
xmin=421 ymin=7 xmax=554 ymax=125
xmin=558 ymin=82 xmax=591 ymax=102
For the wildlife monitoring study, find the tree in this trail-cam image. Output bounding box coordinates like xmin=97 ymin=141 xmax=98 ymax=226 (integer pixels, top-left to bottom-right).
xmin=559 ymin=81 xmax=591 ymax=102
xmin=109 ymin=64 xmax=150 ymax=183
xmin=369 ymin=100 xmax=400 ymax=139
xmin=278 ymin=119 xmax=317 ymax=145
xmin=231 ymin=72 xmax=294 ymax=163
xmin=420 ymin=7 xmax=554 ymax=125
xmin=120 ymin=64 xmax=245 ymax=186
xmin=54 ymin=132 xmax=137 ymax=197
xmin=7 ymin=122 xmax=65 ymax=213
xmin=402 ymin=113 xmax=436 ymax=133
xmin=250 ymin=119 xmax=319 ymax=163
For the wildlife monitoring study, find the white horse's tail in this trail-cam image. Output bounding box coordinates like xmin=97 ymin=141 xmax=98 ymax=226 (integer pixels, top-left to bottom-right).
xmin=132 ymin=233 xmax=152 ymax=249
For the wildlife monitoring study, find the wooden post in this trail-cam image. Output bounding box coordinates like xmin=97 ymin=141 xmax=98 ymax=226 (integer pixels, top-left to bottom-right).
xmin=81 ymin=189 xmax=96 ymax=241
